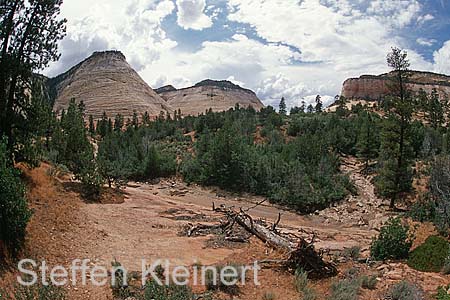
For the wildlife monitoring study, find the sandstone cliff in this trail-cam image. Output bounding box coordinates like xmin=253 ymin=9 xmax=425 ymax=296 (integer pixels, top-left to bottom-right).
xmin=51 ymin=51 xmax=172 ymax=118
xmin=156 ymin=80 xmax=264 ymax=116
xmin=341 ymin=71 xmax=450 ymax=101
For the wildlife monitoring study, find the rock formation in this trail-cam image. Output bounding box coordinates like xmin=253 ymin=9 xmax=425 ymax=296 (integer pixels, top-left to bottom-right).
xmin=50 ymin=51 xmax=172 ymax=118
xmin=156 ymin=79 xmax=264 ymax=116
xmin=341 ymin=71 xmax=450 ymax=101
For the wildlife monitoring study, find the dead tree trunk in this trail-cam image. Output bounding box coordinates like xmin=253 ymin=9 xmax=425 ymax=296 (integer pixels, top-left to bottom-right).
xmin=213 ymin=204 xmax=337 ymax=279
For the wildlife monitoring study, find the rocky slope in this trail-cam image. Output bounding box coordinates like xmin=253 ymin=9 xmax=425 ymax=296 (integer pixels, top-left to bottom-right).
xmin=156 ymin=80 xmax=264 ymax=116
xmin=341 ymin=70 xmax=450 ymax=101
xmin=50 ymin=51 xmax=172 ymax=118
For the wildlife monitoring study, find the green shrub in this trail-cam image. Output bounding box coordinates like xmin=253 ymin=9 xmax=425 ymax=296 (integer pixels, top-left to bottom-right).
xmin=0 ymin=138 xmax=32 ymax=256
xmin=143 ymin=280 xmax=193 ymax=300
xmin=408 ymin=198 xmax=436 ymax=222
xmin=370 ymin=217 xmax=414 ymax=260
xmin=342 ymin=246 xmax=361 ymax=261
xmin=330 ymin=279 xmax=360 ymax=300
xmin=262 ymin=291 xmax=276 ymax=300
xmin=429 ymin=156 xmax=450 ymax=236
xmin=407 ymin=236 xmax=450 ymax=272
xmin=443 ymin=251 xmax=450 ymax=274
xmin=204 ymin=265 xmax=241 ymax=295
xmin=0 ymin=283 xmax=66 ymax=300
xmin=302 ymin=287 xmax=317 ymax=300
xmin=386 ymin=281 xmax=423 ymax=300
xmin=294 ymin=268 xmax=309 ymax=292
xmin=436 ymin=285 xmax=450 ymax=300
xmin=344 ymin=267 xmax=360 ymax=280
xmin=360 ymin=275 xmax=377 ymax=290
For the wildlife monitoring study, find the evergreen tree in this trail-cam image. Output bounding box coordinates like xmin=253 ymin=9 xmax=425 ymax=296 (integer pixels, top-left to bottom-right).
xmin=336 ymin=95 xmax=348 ymax=117
xmin=142 ymin=111 xmax=150 ymax=125
xmin=132 ymin=110 xmax=139 ymax=129
xmin=300 ymin=101 xmax=306 ymax=113
xmin=97 ymin=112 xmax=108 ymax=138
xmin=97 ymin=133 xmax=127 ymax=188
xmin=107 ymin=118 xmax=113 ymax=134
xmin=114 ymin=114 xmax=124 ymax=131
xmin=20 ymin=80 xmax=56 ymax=165
xmin=307 ymin=104 xmax=314 ymax=114
xmin=425 ymin=88 xmax=446 ymax=129
xmin=315 ymin=95 xmax=323 ymax=113
xmin=0 ymin=137 xmax=31 ymax=256
xmin=61 ymin=99 xmax=92 ymax=174
xmin=88 ymin=115 xmax=95 ymax=136
xmin=279 ymin=97 xmax=287 ymax=115
xmin=0 ymin=0 xmax=66 ymax=152
xmin=290 ymin=106 xmax=303 ymax=115
xmin=376 ymin=47 xmax=415 ymax=208
xmin=356 ymin=112 xmax=379 ymax=171
xmin=143 ymin=145 xmax=161 ymax=179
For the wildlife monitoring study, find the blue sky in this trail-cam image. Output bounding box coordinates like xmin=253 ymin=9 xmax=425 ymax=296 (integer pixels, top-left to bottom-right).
xmin=45 ymin=0 xmax=450 ymax=108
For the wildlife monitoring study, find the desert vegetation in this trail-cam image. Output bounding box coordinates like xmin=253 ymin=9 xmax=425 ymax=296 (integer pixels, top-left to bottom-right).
xmin=1 ymin=1 xmax=450 ymax=299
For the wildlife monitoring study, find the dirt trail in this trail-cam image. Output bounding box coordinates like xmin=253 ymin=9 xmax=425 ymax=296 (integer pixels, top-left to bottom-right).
xmin=3 ymin=161 xmax=448 ymax=300
xmin=77 ymin=157 xmax=395 ymax=270
xmin=319 ymin=157 xmax=395 ymax=229
xmin=80 ymin=186 xmax=235 ymax=271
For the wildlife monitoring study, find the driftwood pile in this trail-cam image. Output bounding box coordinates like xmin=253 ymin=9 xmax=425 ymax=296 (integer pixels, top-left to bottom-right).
xmin=186 ymin=202 xmax=337 ymax=279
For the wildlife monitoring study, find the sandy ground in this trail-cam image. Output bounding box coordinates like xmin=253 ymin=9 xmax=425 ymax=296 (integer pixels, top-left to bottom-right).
xmin=0 ymin=162 xmax=448 ymax=300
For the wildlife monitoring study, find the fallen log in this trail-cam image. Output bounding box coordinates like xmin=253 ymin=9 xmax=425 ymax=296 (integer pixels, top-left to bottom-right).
xmin=213 ymin=204 xmax=337 ymax=279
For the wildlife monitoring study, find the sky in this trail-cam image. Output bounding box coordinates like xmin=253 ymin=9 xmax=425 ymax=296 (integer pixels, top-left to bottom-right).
xmin=44 ymin=0 xmax=450 ymax=108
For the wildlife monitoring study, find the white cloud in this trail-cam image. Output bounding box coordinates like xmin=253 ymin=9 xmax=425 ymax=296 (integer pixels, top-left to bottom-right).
xmin=416 ymin=37 xmax=437 ymax=47
xmin=417 ymin=13 xmax=435 ymax=24
xmin=224 ymin=0 xmax=440 ymax=105
xmin=46 ymin=0 xmax=177 ymax=76
xmin=366 ymin=0 xmax=421 ymax=28
xmin=433 ymin=41 xmax=450 ymax=74
xmin=176 ymin=0 xmax=212 ymax=30
xmin=45 ymin=0 xmax=447 ymax=109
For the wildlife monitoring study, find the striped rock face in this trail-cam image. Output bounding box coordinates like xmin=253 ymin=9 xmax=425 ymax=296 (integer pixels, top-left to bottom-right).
xmin=341 ymin=71 xmax=450 ymax=101
xmin=156 ymin=80 xmax=264 ymax=116
xmin=51 ymin=51 xmax=172 ymax=119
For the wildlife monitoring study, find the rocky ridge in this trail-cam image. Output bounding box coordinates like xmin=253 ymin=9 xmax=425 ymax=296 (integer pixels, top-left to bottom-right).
xmin=50 ymin=51 xmax=172 ymax=118
xmin=156 ymin=79 xmax=265 ymax=116
xmin=341 ymin=70 xmax=450 ymax=101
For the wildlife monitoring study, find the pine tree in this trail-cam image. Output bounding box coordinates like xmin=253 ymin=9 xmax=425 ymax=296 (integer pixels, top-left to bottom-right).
xmin=0 ymin=0 xmax=66 ymax=151
xmin=425 ymin=88 xmax=446 ymax=129
xmin=97 ymin=112 xmax=108 ymax=138
xmin=307 ymin=104 xmax=314 ymax=114
xmin=336 ymin=95 xmax=348 ymax=117
xmin=107 ymin=118 xmax=113 ymax=134
xmin=290 ymin=106 xmax=302 ymax=115
xmin=279 ymin=97 xmax=287 ymax=115
xmin=300 ymin=101 xmax=306 ymax=113
xmin=20 ymin=79 xmax=56 ymax=165
xmin=315 ymin=95 xmax=323 ymax=113
xmin=114 ymin=114 xmax=124 ymax=131
xmin=88 ymin=115 xmax=95 ymax=136
xmin=376 ymin=47 xmax=415 ymax=208
xmin=61 ymin=99 xmax=92 ymax=174
xmin=132 ymin=110 xmax=139 ymax=129
xmin=356 ymin=112 xmax=379 ymax=171
xmin=143 ymin=111 xmax=151 ymax=125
